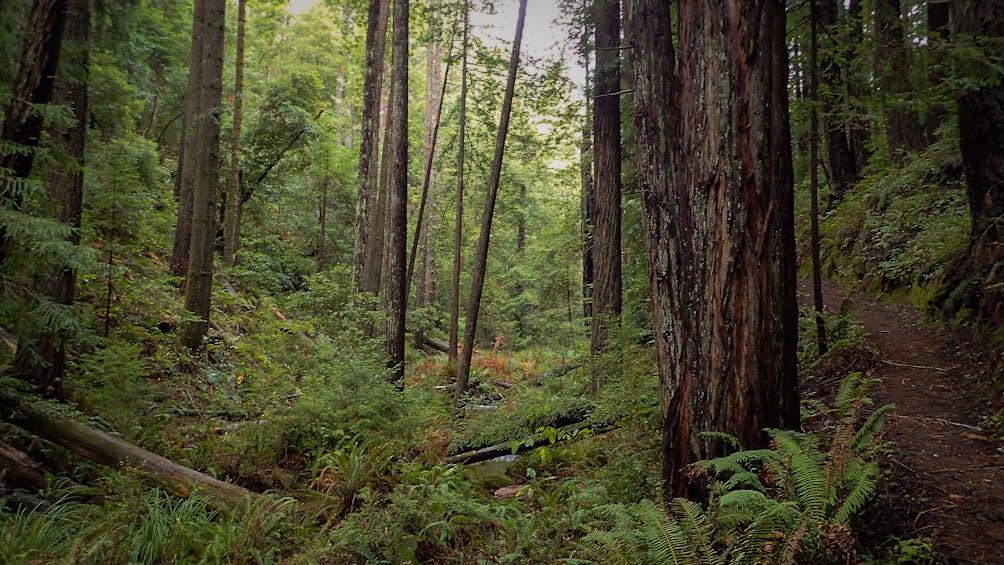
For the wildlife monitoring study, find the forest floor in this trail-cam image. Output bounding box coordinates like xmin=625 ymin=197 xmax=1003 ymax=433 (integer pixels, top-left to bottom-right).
xmin=801 ymin=279 xmax=1004 ymax=564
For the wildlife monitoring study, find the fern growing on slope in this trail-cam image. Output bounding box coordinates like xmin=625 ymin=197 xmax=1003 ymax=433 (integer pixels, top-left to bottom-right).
xmin=584 ymin=373 xmax=892 ymax=564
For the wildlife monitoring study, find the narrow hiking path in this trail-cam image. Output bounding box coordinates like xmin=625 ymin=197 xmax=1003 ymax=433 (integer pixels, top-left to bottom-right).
xmin=801 ymin=279 xmax=1004 ymax=563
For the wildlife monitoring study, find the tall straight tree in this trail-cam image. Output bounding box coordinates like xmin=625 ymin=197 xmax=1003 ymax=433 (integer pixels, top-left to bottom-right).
xmin=171 ymin=0 xmax=207 ymax=277
xmin=810 ymin=0 xmax=828 ymax=355
xmin=948 ymin=0 xmax=1004 ymax=326
xmin=221 ymin=0 xmax=246 ymax=267
xmin=455 ymin=0 xmax=527 ymax=406
xmin=179 ymin=0 xmax=226 ymax=350
xmin=380 ymin=0 xmax=409 ymax=384
xmin=589 ymin=0 xmax=622 ymax=396
xmin=818 ymin=0 xmax=858 ymax=205
xmin=448 ymin=0 xmax=469 ymax=363
xmin=875 ymin=0 xmax=927 ymax=159
xmin=353 ymin=0 xmax=390 ymax=292
xmin=626 ymin=0 xmax=799 ymax=499
xmin=13 ymin=0 xmax=88 ymax=394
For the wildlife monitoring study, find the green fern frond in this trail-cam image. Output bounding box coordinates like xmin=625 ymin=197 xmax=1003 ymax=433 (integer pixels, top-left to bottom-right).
xmin=833 ymin=461 xmax=880 ymax=523
xmin=833 ymin=371 xmax=865 ymax=412
xmin=770 ymin=432 xmax=826 ymax=516
xmin=851 ymin=403 xmax=894 ymax=452
xmin=671 ymin=498 xmax=723 ymax=565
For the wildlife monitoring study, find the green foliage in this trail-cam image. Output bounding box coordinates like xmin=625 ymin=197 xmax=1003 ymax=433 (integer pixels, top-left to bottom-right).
xmin=585 ymin=374 xmax=893 ymax=565
xmin=0 ymin=485 xmax=308 ymax=564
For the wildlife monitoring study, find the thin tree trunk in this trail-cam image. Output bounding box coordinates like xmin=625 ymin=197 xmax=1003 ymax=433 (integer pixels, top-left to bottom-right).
xmin=414 ymin=14 xmax=446 ymax=350
xmin=455 ymin=0 xmax=527 ymax=407
xmin=818 ymin=0 xmax=857 ymax=206
xmin=13 ymin=0 xmax=87 ymax=395
xmin=581 ymin=60 xmax=594 ymax=324
xmin=221 ymin=0 xmax=246 ymax=268
xmin=353 ymin=0 xmax=390 ymax=292
xmin=172 ymin=0 xmax=207 ymax=278
xmin=626 ymin=0 xmax=799 ymax=500
xmin=379 ymin=0 xmax=409 ymax=385
xmin=367 ymin=72 xmax=395 ymax=298
xmin=590 ymin=0 xmax=622 ymax=397
xmin=407 ymin=26 xmax=453 ymax=292
xmin=846 ymin=0 xmax=871 ymax=177
xmin=448 ymin=0 xmax=469 ymax=363
xmin=810 ymin=0 xmax=828 ymax=355
xmin=180 ymin=0 xmax=226 ymax=351
xmin=318 ymin=176 xmax=328 ymax=271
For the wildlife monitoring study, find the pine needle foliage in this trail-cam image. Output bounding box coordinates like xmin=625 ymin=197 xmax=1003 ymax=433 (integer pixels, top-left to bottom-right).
xmin=584 ymin=373 xmax=892 ymax=565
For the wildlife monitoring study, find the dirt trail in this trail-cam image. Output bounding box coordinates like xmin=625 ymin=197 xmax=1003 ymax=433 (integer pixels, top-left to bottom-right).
xmin=804 ymin=280 xmax=1004 ymax=563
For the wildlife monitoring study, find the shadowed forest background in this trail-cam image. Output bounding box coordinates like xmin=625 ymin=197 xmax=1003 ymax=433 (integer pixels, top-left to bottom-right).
xmin=1 ymin=0 xmax=1002 ymax=563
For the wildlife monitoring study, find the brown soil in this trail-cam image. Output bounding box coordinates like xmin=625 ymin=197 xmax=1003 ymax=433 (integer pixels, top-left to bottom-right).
xmin=802 ymin=280 xmax=1004 ymax=564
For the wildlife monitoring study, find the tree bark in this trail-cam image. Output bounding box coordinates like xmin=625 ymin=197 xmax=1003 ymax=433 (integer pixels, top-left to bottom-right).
xmin=590 ymin=0 xmax=622 ymax=396
xmin=13 ymin=0 xmax=88 ymax=395
xmin=945 ymin=0 xmax=1004 ymax=326
xmin=449 ymin=0 xmax=469 ymax=363
xmin=875 ymin=0 xmax=927 ymax=160
xmin=171 ymin=0 xmax=207 ymax=277
xmin=455 ymin=0 xmax=527 ymax=407
xmin=626 ymin=0 xmax=799 ymax=500
xmin=810 ymin=0 xmax=828 ymax=355
xmin=221 ymin=0 xmax=246 ymax=268
xmin=180 ymin=0 xmax=226 ymax=351
xmin=818 ymin=0 xmax=858 ymax=205
xmin=581 ymin=63 xmax=595 ymax=324
xmin=0 ymin=389 xmax=253 ymax=508
xmin=353 ymin=0 xmax=390 ymax=292
xmin=0 ymin=0 xmax=67 ymax=266
xmin=379 ymin=0 xmax=409 ymax=385
xmin=846 ymin=0 xmax=871 ymax=177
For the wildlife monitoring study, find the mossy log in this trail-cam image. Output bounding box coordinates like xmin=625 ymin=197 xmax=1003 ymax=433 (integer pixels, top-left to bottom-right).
xmin=0 ymin=388 xmax=254 ymax=508
xmin=445 ymin=420 xmax=611 ymax=465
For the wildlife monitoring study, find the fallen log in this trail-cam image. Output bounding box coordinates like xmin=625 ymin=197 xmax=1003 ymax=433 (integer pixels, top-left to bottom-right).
xmin=445 ymin=420 xmax=612 ymax=466
xmin=422 ymin=335 xmax=451 ymax=354
xmin=526 ymin=358 xmax=583 ymax=387
xmin=0 ymin=388 xmax=254 ymax=508
xmin=0 ymin=441 xmax=47 ymax=490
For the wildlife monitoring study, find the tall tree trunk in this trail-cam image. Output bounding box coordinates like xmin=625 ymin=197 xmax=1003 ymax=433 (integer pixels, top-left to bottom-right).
xmin=0 ymin=0 xmax=67 ymax=266
xmin=590 ymin=0 xmax=622 ymax=396
xmin=13 ymin=0 xmax=87 ymax=395
xmin=353 ymin=0 xmax=390 ymax=292
xmin=515 ymin=182 xmax=527 ymax=336
xmin=810 ymin=0 xmax=828 ymax=355
xmin=449 ymin=0 xmax=469 ymax=363
xmin=380 ymin=0 xmax=409 ymax=385
xmin=221 ymin=0 xmax=246 ymax=268
xmin=415 ymin=14 xmax=444 ymax=349
xmin=626 ymin=0 xmax=799 ymax=500
xmin=367 ymin=70 xmax=395 ymax=298
xmin=172 ymin=0 xmax=207 ymax=278
xmin=818 ymin=0 xmax=857 ymax=206
xmin=455 ymin=0 xmax=527 ymax=407
xmin=180 ymin=0 xmax=226 ymax=351
xmin=846 ymin=0 xmax=871 ymax=177
xmin=318 ymin=176 xmax=328 ymax=271
xmin=945 ymin=0 xmax=1004 ymax=326
xmin=875 ymin=0 xmax=927 ymax=160
xmin=581 ymin=58 xmax=595 ymax=324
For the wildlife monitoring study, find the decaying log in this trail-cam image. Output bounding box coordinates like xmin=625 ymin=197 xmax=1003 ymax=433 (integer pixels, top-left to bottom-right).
xmin=0 ymin=441 xmax=47 ymax=490
xmin=422 ymin=335 xmax=450 ymax=354
xmin=0 ymin=388 xmax=254 ymax=508
xmin=445 ymin=420 xmax=612 ymax=466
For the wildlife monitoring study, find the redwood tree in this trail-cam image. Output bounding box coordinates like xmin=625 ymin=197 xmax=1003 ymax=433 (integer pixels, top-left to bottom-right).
xmin=589 ymin=0 xmax=622 ymax=395
xmin=12 ymin=0 xmax=88 ymax=394
xmin=626 ymin=0 xmax=799 ymax=499
xmin=221 ymin=0 xmax=246 ymax=267
xmin=380 ymin=0 xmax=409 ymax=384
xmin=353 ymin=0 xmax=390 ymax=292
xmin=179 ymin=0 xmax=226 ymax=350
